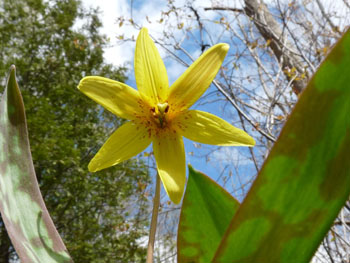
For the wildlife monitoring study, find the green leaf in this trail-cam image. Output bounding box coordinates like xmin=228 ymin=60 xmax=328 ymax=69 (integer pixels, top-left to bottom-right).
xmin=213 ymin=30 xmax=350 ymax=262
xmin=0 ymin=66 xmax=73 ymax=263
xmin=177 ymin=165 xmax=240 ymax=263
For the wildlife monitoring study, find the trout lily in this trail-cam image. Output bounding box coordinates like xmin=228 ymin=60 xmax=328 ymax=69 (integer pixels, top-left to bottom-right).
xmin=78 ymin=28 xmax=255 ymax=204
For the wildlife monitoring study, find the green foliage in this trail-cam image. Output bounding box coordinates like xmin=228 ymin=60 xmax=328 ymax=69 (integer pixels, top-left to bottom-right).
xmin=0 ymin=0 xmax=150 ymax=262
xmin=0 ymin=66 xmax=73 ymax=263
xmin=177 ymin=29 xmax=350 ymax=263
xmin=177 ymin=166 xmax=239 ymax=263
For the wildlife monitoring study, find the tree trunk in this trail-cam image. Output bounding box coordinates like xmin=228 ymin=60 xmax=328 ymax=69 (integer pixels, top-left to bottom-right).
xmin=244 ymin=0 xmax=308 ymax=94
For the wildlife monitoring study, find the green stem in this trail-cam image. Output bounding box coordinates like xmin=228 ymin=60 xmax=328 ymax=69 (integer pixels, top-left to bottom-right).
xmin=146 ymin=173 xmax=160 ymax=263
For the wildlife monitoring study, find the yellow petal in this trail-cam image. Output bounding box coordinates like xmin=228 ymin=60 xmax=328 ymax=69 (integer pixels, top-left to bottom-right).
xmin=78 ymin=76 xmax=144 ymax=120
xmin=89 ymin=121 xmax=151 ymax=172
xmin=168 ymin=44 xmax=229 ymax=112
xmin=176 ymin=110 xmax=255 ymax=146
xmin=134 ymin=28 xmax=169 ymax=104
xmin=153 ymin=133 xmax=186 ymax=204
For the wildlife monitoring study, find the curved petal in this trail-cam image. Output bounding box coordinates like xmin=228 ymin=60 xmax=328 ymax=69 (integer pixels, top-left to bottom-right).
xmin=175 ymin=110 xmax=255 ymax=146
xmin=168 ymin=44 xmax=229 ymax=112
xmin=153 ymin=133 xmax=186 ymax=204
xmin=78 ymin=76 xmax=143 ymax=120
xmin=135 ymin=28 xmax=169 ymax=104
xmin=89 ymin=121 xmax=152 ymax=172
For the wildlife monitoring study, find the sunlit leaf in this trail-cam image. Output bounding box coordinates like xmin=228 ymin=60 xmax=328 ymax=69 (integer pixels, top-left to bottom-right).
xmin=0 ymin=66 xmax=73 ymax=263
xmin=213 ymin=29 xmax=350 ymax=262
xmin=177 ymin=165 xmax=239 ymax=263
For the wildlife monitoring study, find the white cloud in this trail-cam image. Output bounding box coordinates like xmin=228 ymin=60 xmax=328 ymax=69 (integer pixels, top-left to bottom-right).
xmin=212 ymin=147 xmax=252 ymax=166
xmin=81 ymin=0 xmax=134 ymax=66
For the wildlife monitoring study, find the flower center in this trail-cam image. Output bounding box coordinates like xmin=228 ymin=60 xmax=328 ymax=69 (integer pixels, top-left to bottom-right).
xmin=151 ymin=102 xmax=169 ymax=128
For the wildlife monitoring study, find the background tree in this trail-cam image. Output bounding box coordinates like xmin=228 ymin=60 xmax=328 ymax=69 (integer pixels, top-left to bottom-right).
xmin=117 ymin=0 xmax=350 ymax=262
xmin=0 ymin=0 xmax=151 ymax=262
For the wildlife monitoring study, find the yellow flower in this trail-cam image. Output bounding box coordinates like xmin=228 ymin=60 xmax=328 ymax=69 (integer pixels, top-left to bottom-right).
xmin=78 ymin=28 xmax=255 ymax=204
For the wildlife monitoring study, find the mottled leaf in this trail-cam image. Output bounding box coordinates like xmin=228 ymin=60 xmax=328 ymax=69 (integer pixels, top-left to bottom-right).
xmin=0 ymin=66 xmax=73 ymax=262
xmin=213 ymin=30 xmax=350 ymax=262
xmin=177 ymin=165 xmax=239 ymax=263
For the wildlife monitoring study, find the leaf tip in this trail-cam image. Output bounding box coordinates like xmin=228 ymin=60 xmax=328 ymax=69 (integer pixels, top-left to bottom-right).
xmin=187 ymin=163 xmax=195 ymax=174
xmin=8 ymin=65 xmax=17 ymax=82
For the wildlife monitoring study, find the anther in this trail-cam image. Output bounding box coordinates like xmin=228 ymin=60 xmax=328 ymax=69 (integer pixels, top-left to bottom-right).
xmin=164 ymin=104 xmax=169 ymax=113
xmin=150 ymin=107 xmax=156 ymax=116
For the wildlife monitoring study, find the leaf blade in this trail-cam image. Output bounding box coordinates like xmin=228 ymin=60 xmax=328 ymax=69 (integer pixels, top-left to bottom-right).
xmin=177 ymin=165 xmax=240 ymax=263
xmin=0 ymin=66 xmax=73 ymax=263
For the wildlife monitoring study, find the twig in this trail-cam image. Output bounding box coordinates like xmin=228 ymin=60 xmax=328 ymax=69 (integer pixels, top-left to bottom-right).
xmin=315 ymin=0 xmax=339 ymax=33
xmin=213 ymin=80 xmax=276 ymax=142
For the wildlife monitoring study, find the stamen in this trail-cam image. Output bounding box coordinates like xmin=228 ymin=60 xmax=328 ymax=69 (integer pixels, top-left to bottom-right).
xmin=164 ymin=104 xmax=169 ymax=113
xmin=150 ymin=107 xmax=156 ymax=116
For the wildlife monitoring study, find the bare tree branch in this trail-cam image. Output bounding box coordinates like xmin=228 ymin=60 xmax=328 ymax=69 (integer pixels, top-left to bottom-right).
xmin=204 ymin=6 xmax=244 ymax=13
xmin=206 ymin=0 xmax=308 ymax=94
xmin=315 ymin=0 xmax=339 ymax=33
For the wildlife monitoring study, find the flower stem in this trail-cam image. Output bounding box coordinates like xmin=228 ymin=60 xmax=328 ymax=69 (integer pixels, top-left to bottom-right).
xmin=146 ymin=173 xmax=160 ymax=263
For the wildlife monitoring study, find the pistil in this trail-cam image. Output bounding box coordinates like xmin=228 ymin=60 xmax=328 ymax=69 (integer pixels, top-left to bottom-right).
xmin=156 ymin=102 xmax=169 ymax=128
